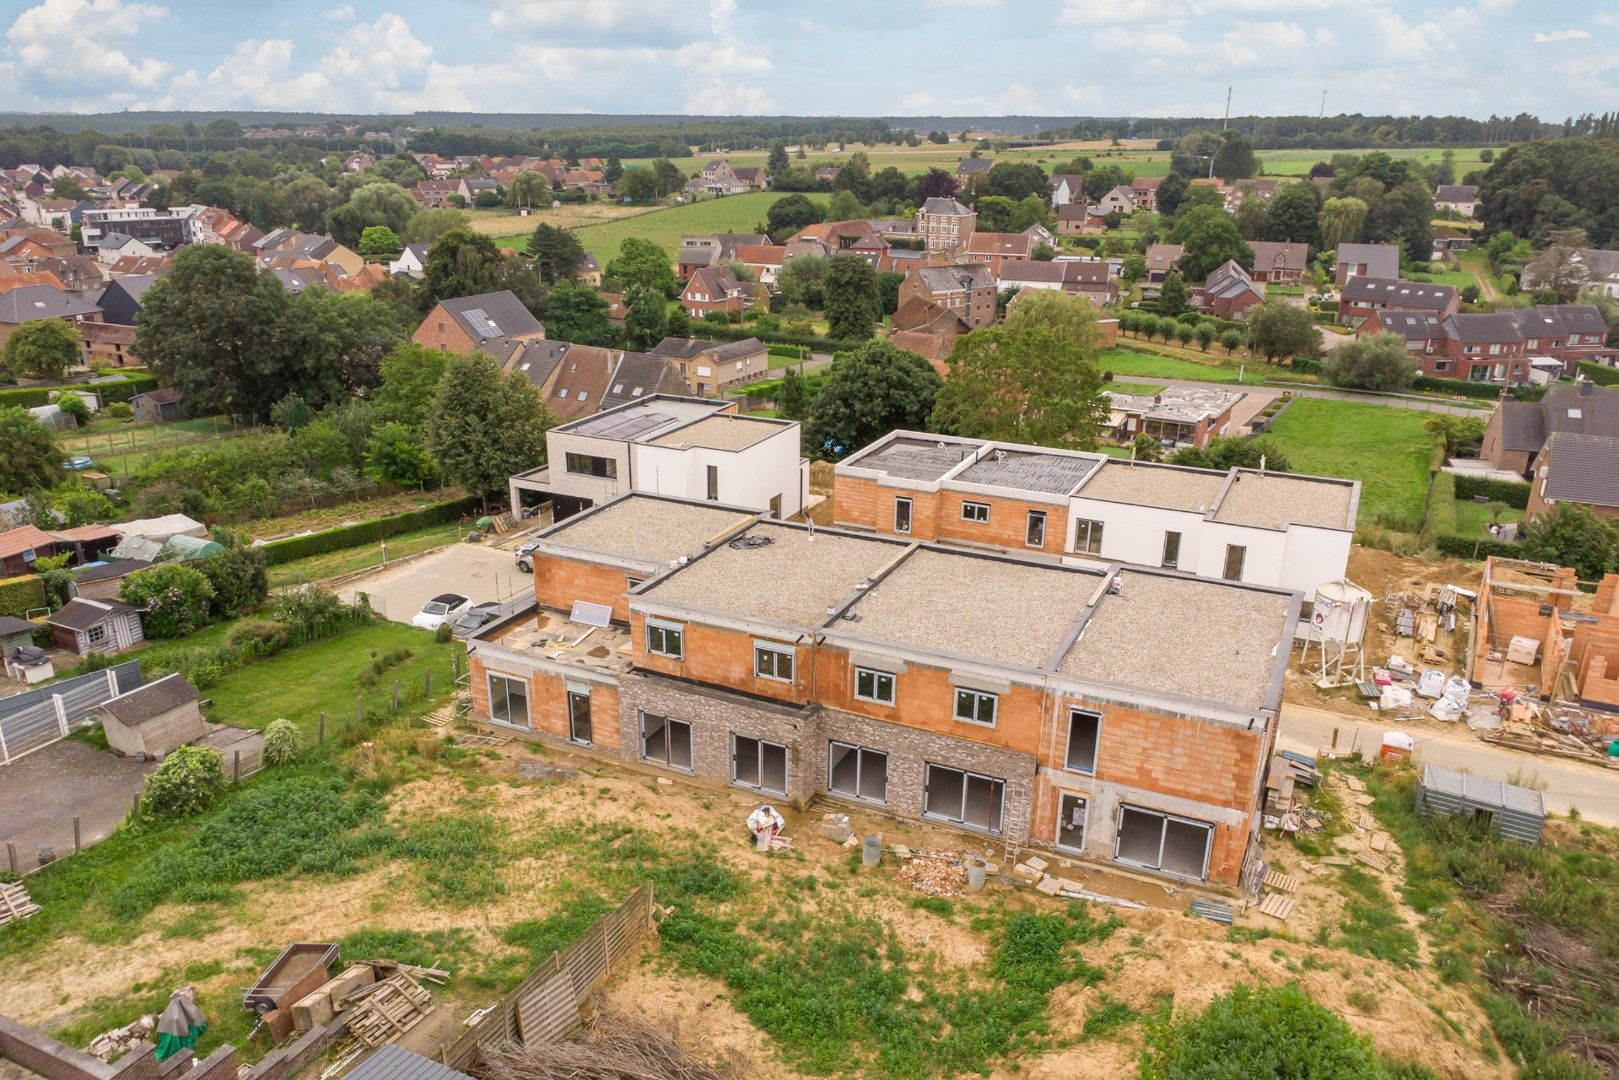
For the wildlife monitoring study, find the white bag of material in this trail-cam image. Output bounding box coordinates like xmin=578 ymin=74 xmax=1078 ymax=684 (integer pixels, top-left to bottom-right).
xmin=1506 ymin=635 xmax=1540 ymax=666
xmin=1387 ymin=654 xmax=1416 ymax=676
xmin=1416 ymin=669 xmax=1446 ymax=699
xmin=1443 ymin=675 xmax=1472 ymax=708
xmin=1429 ymin=697 xmax=1464 ymax=723
xmin=1379 ymin=684 xmax=1413 ymax=711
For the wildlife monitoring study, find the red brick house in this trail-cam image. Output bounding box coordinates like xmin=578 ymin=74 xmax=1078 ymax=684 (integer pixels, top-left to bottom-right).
xmin=1528 ymin=432 xmax=1619 ymax=520
xmin=1194 ymin=261 xmax=1264 ymax=319
xmin=1246 ymin=241 xmax=1309 ymax=285
xmin=898 ymin=264 xmax=996 ymax=329
xmin=413 ymin=290 xmax=545 ymax=353
xmin=680 ymin=266 xmax=766 ymax=319
xmin=1337 ymin=277 xmax=1459 ymax=326
xmin=916 ymin=197 xmax=976 ymax=254
xmin=997 ymin=259 xmax=1119 ymax=308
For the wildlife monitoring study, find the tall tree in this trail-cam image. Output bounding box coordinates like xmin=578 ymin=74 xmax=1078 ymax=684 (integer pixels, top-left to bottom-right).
xmin=1170 ymin=206 xmax=1254 ymax=281
xmin=623 ymin=287 xmax=668 ymax=349
xmin=281 ymin=290 xmax=409 ymax=408
xmin=1366 ymin=178 xmax=1435 ymax=265
xmin=766 ymin=143 xmax=790 ymax=175
xmin=425 ymin=353 xmax=556 ymax=505
xmin=1261 ymin=181 xmax=1322 ymax=247
xmin=1001 ymin=290 xmax=1103 ymax=352
xmin=1155 ymin=170 xmax=1190 ymax=217
xmin=2 ymin=318 xmax=78 ymax=380
xmin=909 ymin=168 xmax=958 ymax=205
xmin=527 ymin=223 xmax=587 ymax=286
xmin=1525 ymin=227 xmax=1591 ymax=301
xmin=373 ymin=343 xmax=449 ymax=428
xmin=1321 ymin=333 xmax=1419 ymax=392
xmin=1247 ymin=299 xmax=1323 ymax=363
xmin=766 ymin=193 xmax=824 ymax=238
xmin=419 ymin=228 xmax=506 ymax=308
xmin=1519 ymin=504 xmax=1619 ymax=581
xmin=0 ymin=406 xmax=63 ymax=495
xmin=932 ymin=324 xmax=1109 ymax=449
xmin=604 ymin=237 xmax=678 ymax=298
xmin=542 ymin=283 xmax=616 ymax=346
xmin=822 ymin=255 xmax=879 ymax=341
xmin=357 ymin=225 xmax=400 ymax=259
xmin=1212 ymin=131 xmax=1258 ymax=181
xmin=405 ymin=207 xmax=469 ymax=245
xmin=136 ymin=245 xmax=292 ymax=421
xmin=978 ymin=162 xmax=1050 ymax=202
xmin=1317 ymin=197 xmax=1369 ymax=252
xmin=805 ymin=340 xmax=942 ymax=457
xmin=1158 ymin=271 xmax=1189 ymax=316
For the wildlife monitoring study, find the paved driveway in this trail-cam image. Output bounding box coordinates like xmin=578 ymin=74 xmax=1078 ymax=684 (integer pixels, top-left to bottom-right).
xmin=1 ymin=738 xmax=154 ymax=871
xmin=338 ymin=543 xmax=531 ymax=624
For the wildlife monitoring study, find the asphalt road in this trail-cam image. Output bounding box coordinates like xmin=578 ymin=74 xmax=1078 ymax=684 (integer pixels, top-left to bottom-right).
xmin=1278 ymin=702 xmax=1619 ymax=825
xmin=337 ymin=543 xmax=531 ymax=625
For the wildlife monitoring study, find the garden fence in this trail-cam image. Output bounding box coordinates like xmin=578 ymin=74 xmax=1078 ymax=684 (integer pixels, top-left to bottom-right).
xmin=0 ymin=661 xmax=142 ymax=765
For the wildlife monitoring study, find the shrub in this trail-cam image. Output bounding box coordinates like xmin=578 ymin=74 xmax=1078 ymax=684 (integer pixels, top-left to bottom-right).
xmin=435 ymin=622 xmax=453 ymax=643
xmin=259 ymin=497 xmax=478 ymax=566
xmin=120 ymin=563 xmax=215 ymax=639
xmin=270 ymin=587 xmax=371 ymax=641
xmin=1142 ymin=983 xmax=1383 ymax=1079
xmin=1423 ymin=471 xmax=1457 ymax=539
xmin=225 ymin=618 xmax=291 ymax=658
xmin=142 ymin=744 xmax=225 ymax=817
xmin=263 ymin=718 xmax=304 ymax=766
xmin=1433 ymin=534 xmax=1520 ymax=560
xmin=53 ymin=392 xmax=91 ymax=425
xmin=104 ymin=401 xmax=133 ymax=420
xmin=1577 ymin=361 xmax=1619 ymax=387
xmin=197 ymin=542 xmax=269 ymax=620
xmin=0 ymin=574 xmax=47 ymax=617
xmin=1454 ymin=474 xmax=1531 ymax=508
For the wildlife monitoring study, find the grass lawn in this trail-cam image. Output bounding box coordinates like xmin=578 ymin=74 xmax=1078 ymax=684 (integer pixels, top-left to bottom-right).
xmin=1409 ymin=267 xmax=1476 ymax=289
xmin=1101 ymin=347 xmax=1261 ymax=384
xmin=265 ymin=522 xmax=466 ymax=588
xmin=1261 ymin=398 xmax=1437 ymax=527
xmin=200 ymin=620 xmax=455 ymax=735
xmin=1452 ymin=497 xmax=1523 ymax=536
xmin=494 ymin=191 xmax=829 ymax=263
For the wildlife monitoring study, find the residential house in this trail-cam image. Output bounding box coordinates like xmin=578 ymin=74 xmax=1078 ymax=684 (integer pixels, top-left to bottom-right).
xmin=97 ymin=673 xmax=204 ymax=760
xmin=1502 ymin=304 xmax=1616 ymax=369
xmin=1334 ymin=243 xmax=1401 ymax=285
xmin=898 ymin=264 xmax=996 ymax=329
xmin=732 ymin=244 xmax=788 ymax=286
xmin=189 ymin=205 xmax=261 ymax=251
xmin=678 ymin=233 xmax=768 ymax=278
xmin=1093 ymin=186 xmax=1137 ymax=217
xmin=680 ymin=266 xmax=766 ymax=319
xmin=962 ymin=225 xmax=1057 ymax=275
xmin=1528 ymin=432 xmax=1619 ymax=520
xmin=1107 ymin=387 xmax=1241 ymax=450
xmin=0 ymin=225 xmax=77 ymax=261
xmin=1365 ymin=306 xmax=1606 ymax=384
xmin=256 ymin=231 xmax=363 ymax=277
xmin=1523 ymin=248 xmax=1619 ymax=300
xmin=131 ymin=387 xmax=185 ymax=423
xmin=1050 ymin=174 xmax=1086 ymax=206
xmin=92 ymin=233 xmax=158 ymax=266
xmin=1246 ymin=241 xmax=1309 ymax=285
xmin=412 ymin=180 xmax=463 ymax=208
xmin=1055 ymin=203 xmax=1093 ymax=236
xmin=78 ymin=321 xmax=138 ymax=367
xmin=649 ymin=337 xmax=769 ymax=395
xmin=22 ymin=198 xmax=75 ymax=230
xmin=1130 ymin=176 xmax=1162 ymax=212
xmin=1482 ymin=381 xmax=1619 ymax=475
xmin=835 ymin=428 xmax=1357 ymax=595
xmin=1193 ymin=261 xmax=1264 ymax=320
xmin=996 ymin=259 xmax=1119 ymax=307
xmin=954 ymin=157 xmax=994 ymax=190
xmin=915 ymin=197 xmax=977 ymax=255
xmin=388 ymin=243 xmax=428 ymax=278
xmin=814 ymin=166 xmax=839 ymax=184
xmin=1143 ymin=244 xmax=1184 ymax=285
xmin=1435 ymin=184 xmax=1479 ymax=218
xmin=496 ymin=340 xmax=688 ymax=423
xmin=0 ymin=524 xmax=55 ymax=577
xmin=507 ymin=395 xmax=808 ymax=521
xmin=413 ymin=290 xmax=546 ymax=353
xmin=0 ymin=283 xmax=102 ymax=351
xmin=1226 ymin=179 xmax=1278 ymax=212
xmin=464 ymin=493 xmax=1300 ymax=890
xmin=343 ymin=151 xmax=376 ymax=173
xmin=578 ymin=253 xmax=602 ymax=287
xmin=685 ymin=161 xmax=753 ymax=196
xmin=888 ymin=327 xmax=957 ymax=371
xmin=47 ymin=598 xmax=144 ymax=656
xmin=81 ymin=205 xmax=201 ymax=249
xmin=1338 ymin=277 xmax=1459 ymax=325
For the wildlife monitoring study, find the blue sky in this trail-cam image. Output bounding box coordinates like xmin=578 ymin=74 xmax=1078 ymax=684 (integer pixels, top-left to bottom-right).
xmin=3 ymin=0 xmax=1615 ymax=119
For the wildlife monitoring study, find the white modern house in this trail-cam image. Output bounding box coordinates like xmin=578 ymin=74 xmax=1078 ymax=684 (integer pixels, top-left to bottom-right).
xmin=509 ymin=395 xmax=809 ymax=522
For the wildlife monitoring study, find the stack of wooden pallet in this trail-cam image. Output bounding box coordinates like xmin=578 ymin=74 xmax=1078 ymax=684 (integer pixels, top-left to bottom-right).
xmin=345 ymin=970 xmax=437 ymax=1048
xmin=0 ymin=882 xmax=39 ymax=928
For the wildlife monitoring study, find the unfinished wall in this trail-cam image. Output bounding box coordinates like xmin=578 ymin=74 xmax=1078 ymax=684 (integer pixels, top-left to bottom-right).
xmin=833 ymin=475 xmax=941 ymax=540
xmin=534 ymin=555 xmax=638 ymax=623
xmin=628 ymin=614 xmax=811 ymax=707
xmin=1570 ymin=627 xmax=1619 ymax=710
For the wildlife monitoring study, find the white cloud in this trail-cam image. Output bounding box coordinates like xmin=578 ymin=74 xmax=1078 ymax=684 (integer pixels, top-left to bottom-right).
xmin=2 ymin=0 xmax=171 ymax=100
xmin=792 ymin=18 xmax=823 ymax=34
xmin=684 ymin=78 xmax=774 ymax=114
xmin=489 ymin=0 xmax=716 ymax=45
xmin=325 ymin=4 xmax=354 ymax=21
xmin=890 ymin=82 xmax=1054 ymax=115
xmin=1196 ymin=20 xmax=1313 ymax=74
xmin=1532 ymin=28 xmax=1590 ymax=43
xmin=1094 ymin=26 xmax=1190 ymax=55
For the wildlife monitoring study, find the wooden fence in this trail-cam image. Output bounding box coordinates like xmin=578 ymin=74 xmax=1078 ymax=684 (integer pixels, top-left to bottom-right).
xmin=439 ymin=884 xmax=654 ymax=1070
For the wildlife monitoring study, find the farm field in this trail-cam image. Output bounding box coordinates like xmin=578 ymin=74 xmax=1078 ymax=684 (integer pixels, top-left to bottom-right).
xmin=1261 ymin=397 xmax=1437 ymax=528
xmin=495 ymin=191 xmax=829 ymax=262
xmin=463 ymin=201 xmax=649 ymax=239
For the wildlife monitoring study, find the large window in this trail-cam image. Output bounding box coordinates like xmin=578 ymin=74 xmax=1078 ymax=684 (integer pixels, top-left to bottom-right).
xmin=894 ymin=497 xmax=913 ymax=534
xmin=567 ymin=688 xmax=592 ymax=745
xmin=564 ymin=453 xmax=616 ymax=479
xmin=961 ymin=501 xmax=989 ymax=523
xmin=754 ymin=641 xmax=795 ymax=683
xmin=1114 ymin=806 xmax=1213 ymax=879
xmin=646 ymin=619 xmax=684 ymax=659
xmin=953 ymin=687 xmax=997 ymax=726
xmin=640 ymin=713 xmax=692 ymax=769
xmin=489 ymin=674 xmax=529 ymax=728
xmin=828 ymin=742 xmax=887 ymax=803
xmin=1065 ymin=709 xmax=1100 ymax=774
xmin=854 ymin=667 xmax=896 ymax=705
xmin=1074 ymin=519 xmax=1104 ymax=555
xmin=923 ymin=764 xmax=1005 ymax=833
xmin=733 ymin=735 xmax=787 ymax=795
xmin=1026 ymin=510 xmax=1046 ymax=548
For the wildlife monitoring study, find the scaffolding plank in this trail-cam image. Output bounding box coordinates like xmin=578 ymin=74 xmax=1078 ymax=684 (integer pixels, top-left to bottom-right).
xmin=1257 ymin=893 xmax=1296 ymax=920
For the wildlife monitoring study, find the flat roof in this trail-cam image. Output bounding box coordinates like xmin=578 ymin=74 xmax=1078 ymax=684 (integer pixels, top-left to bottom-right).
xmin=540 ymin=495 xmax=754 ymax=565
xmin=491 ymin=609 xmax=634 ymax=675
xmin=1212 ymin=471 xmax=1355 ymax=531
xmin=839 ymin=548 xmax=1104 ymax=668
xmin=851 ymin=436 xmax=979 ymax=482
xmin=559 ymin=396 xmax=726 ymax=442
xmin=1059 ymin=570 xmax=1294 ymax=710
xmin=1075 ymin=460 xmax=1227 ymax=513
xmin=640 ymin=522 xmax=906 ymax=627
xmin=650 ymin=414 xmax=782 ymax=452
xmin=955 ymin=449 xmax=1101 ymax=496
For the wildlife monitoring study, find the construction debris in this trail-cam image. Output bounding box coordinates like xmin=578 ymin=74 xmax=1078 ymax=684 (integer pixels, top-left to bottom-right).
xmin=897 ymin=850 xmax=969 ymax=896
xmin=1257 ymin=892 xmax=1297 ymax=921
xmin=473 ymin=998 xmax=732 ymax=1080
xmin=1262 ymin=870 xmax=1299 ymax=894
xmin=85 ymin=1014 xmax=156 ymax=1062
xmin=345 ymin=968 xmax=435 ymax=1048
xmin=0 ymin=882 xmax=39 ymax=927
xmin=1189 ymin=897 xmax=1234 ymax=924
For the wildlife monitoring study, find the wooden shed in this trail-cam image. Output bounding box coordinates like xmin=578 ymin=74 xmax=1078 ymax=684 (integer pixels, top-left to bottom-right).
xmin=0 ymin=615 xmax=35 ymax=659
xmin=66 ymin=558 xmax=153 ymax=602
xmin=1417 ymin=763 xmax=1545 ymax=844
xmin=130 ymin=387 xmax=185 ymax=423
xmin=47 ymin=598 xmax=145 ymax=655
xmin=98 ymin=673 xmax=204 ymax=760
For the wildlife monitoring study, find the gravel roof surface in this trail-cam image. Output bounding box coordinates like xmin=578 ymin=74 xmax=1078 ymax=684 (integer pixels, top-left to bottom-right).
xmin=543 ymin=496 xmax=754 ymax=564
xmin=1075 ymin=461 xmax=1227 ymax=513
xmin=852 ymin=437 xmax=981 ymax=482
xmin=956 ymin=449 xmax=1102 ymax=495
xmin=1213 ymin=471 xmax=1355 ymax=530
xmin=842 ymin=549 xmax=1104 ymax=667
xmin=1059 ymin=571 xmax=1293 ymax=709
xmin=642 ymin=523 xmax=904 ymax=626
xmin=651 ymin=415 xmax=781 ymax=451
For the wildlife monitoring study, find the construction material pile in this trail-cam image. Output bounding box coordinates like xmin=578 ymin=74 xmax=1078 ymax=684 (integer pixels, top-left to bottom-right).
xmin=469 ymin=1000 xmax=730 ymax=1080
xmin=896 ymin=850 xmax=968 ymax=896
xmin=85 ymin=1015 xmax=156 ymax=1062
xmin=1480 ymin=698 xmax=1619 ymax=765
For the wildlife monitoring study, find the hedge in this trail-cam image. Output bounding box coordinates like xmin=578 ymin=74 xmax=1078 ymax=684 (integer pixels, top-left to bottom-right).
xmin=0 ymin=373 xmax=160 ymax=410
xmin=259 ymin=496 xmax=481 ymax=566
xmin=0 ymin=575 xmax=47 ymax=618
xmin=1577 ymin=361 xmax=1619 ymax=387
xmin=695 ymin=324 xmax=866 ymax=354
xmin=1433 ymin=533 xmax=1521 ymax=561
xmin=1409 ymin=375 xmax=1544 ymax=402
xmin=1453 ymin=473 xmax=1531 ymax=509
xmin=1422 ymin=471 xmax=1457 ymax=539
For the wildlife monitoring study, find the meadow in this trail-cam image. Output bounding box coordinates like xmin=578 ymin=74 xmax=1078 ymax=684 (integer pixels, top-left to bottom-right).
xmin=493 ymin=190 xmax=830 ymax=261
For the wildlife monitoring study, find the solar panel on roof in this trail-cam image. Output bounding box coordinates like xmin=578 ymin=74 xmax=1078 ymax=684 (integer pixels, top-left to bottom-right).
xmin=575 ymin=410 xmax=673 ymax=440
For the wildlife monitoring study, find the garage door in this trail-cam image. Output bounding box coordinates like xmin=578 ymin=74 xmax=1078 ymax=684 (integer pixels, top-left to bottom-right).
xmin=1114 ymin=805 xmax=1213 ymax=880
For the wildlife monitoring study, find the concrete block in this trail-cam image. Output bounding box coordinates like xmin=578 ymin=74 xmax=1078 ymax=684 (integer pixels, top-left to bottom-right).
xmin=1023 ymin=855 xmax=1048 ymax=874
xmin=1035 ymin=875 xmax=1062 ymax=895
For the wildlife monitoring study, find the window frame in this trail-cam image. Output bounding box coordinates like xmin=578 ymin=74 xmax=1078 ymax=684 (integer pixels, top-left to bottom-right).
xmin=1073 ymin=518 xmax=1105 ymax=555
xmin=1056 ymin=792 xmax=1089 ymax=853
xmin=563 ymin=452 xmax=617 ymax=479
xmin=646 ymin=618 xmax=685 ymax=659
xmin=639 ymin=712 xmax=693 ymax=771
xmin=960 ymin=501 xmax=990 ymax=524
xmin=566 ymin=687 xmax=592 ymax=745
xmin=952 ymin=687 xmax=998 ymax=727
xmin=893 ymin=496 xmax=913 ymax=534
xmin=1025 ymin=510 xmax=1046 ymax=548
xmin=827 ymin=740 xmax=888 ymax=804
xmin=853 ymin=666 xmax=896 ymax=705
xmin=922 ymin=762 xmax=1006 ymax=834
xmin=753 ymin=641 xmax=795 ymax=684
xmin=1065 ymin=708 xmax=1101 ymax=774
xmin=732 ymin=733 xmax=788 ymax=796
xmin=1161 ymin=531 xmax=1182 ymax=570
xmin=488 ymin=673 xmax=530 ymax=728
xmin=1222 ymin=544 xmax=1246 ymax=582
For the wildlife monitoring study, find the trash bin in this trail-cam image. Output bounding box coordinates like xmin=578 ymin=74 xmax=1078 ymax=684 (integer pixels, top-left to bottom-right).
xmin=862 ymin=836 xmax=881 ymax=867
xmin=965 ymin=856 xmax=989 ymax=892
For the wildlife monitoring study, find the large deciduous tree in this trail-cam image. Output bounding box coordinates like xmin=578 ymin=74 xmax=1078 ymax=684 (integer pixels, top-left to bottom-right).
xmin=1366 ymin=179 xmax=1435 ymax=265
xmin=541 ymin=283 xmax=617 ymax=346
xmin=1212 ymin=131 xmax=1258 ymax=182
xmin=527 ymin=223 xmax=588 ymax=286
xmin=1 ymin=318 xmax=78 ymax=381
xmin=1524 ymin=228 xmax=1592 ymax=301
xmin=1169 ymin=206 xmax=1254 ymax=281
xmin=766 ymin=193 xmax=825 ymax=239
xmin=909 ymin=168 xmax=958 ymax=206
xmin=425 ymin=353 xmax=555 ymax=504
xmin=373 ymin=343 xmax=449 ymax=428
xmin=604 ymin=237 xmax=678 ymax=299
xmin=281 ymin=289 xmax=409 ymax=408
xmin=805 ymin=340 xmax=942 ymax=457
xmin=1317 ymin=197 xmax=1369 ymax=252
xmin=931 ymin=321 xmax=1110 ymax=450
xmin=1246 ymin=299 xmax=1323 ymax=363
xmin=1321 ymin=333 xmax=1419 ymax=392
xmin=1261 ymin=181 xmax=1322 ymax=247
xmin=822 ymin=254 xmax=879 ymax=341
xmin=0 ymin=406 xmax=63 ymax=495
xmin=1519 ymin=504 xmax=1619 ymax=582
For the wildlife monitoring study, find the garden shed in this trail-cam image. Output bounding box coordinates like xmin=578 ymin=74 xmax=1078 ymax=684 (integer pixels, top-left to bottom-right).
xmin=47 ymin=597 xmax=145 ymax=655
xmin=0 ymin=615 xmax=34 ymax=659
xmin=1417 ymin=763 xmax=1545 ymax=844
xmin=98 ymin=673 xmax=204 ymax=760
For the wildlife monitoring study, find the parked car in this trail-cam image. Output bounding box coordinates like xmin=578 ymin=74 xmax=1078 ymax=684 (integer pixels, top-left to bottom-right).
xmin=451 ymin=601 xmax=502 ymax=638
xmin=410 ymin=593 xmax=470 ymax=631
xmin=62 ymin=456 xmax=93 ymax=471
xmin=515 ymin=542 xmax=541 ymax=575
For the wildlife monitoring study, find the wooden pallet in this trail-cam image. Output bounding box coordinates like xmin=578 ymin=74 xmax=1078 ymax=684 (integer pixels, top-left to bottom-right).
xmin=1257 ymin=892 xmax=1297 ymax=921
xmin=1262 ymin=870 xmax=1300 ymax=894
xmin=1368 ymin=833 xmax=1391 ymax=853
xmin=1356 ymin=850 xmax=1392 ymax=873
xmin=0 ymin=883 xmax=40 ymax=927
xmin=345 ymin=974 xmax=433 ymax=1048
xmin=422 ymin=708 xmax=456 ymax=731
xmin=1352 ymin=793 xmax=1375 ymax=807
xmin=452 ymin=731 xmax=510 ymax=749
xmin=1188 ymin=897 xmax=1233 ymax=924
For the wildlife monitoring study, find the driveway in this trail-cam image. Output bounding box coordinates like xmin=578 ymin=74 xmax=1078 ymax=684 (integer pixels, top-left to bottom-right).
xmin=1 ymin=738 xmax=155 ymax=871
xmin=1278 ymin=702 xmax=1619 ymax=825
xmin=337 ymin=543 xmax=530 ymax=625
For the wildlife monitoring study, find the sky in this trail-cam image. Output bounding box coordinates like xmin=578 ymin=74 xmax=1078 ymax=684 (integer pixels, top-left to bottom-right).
xmin=2 ymin=0 xmax=1615 ymax=120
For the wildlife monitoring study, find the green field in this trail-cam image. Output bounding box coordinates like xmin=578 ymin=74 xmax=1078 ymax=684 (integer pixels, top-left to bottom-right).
xmin=495 ymin=191 xmax=830 ymax=262
xmin=1100 ymin=348 xmax=1264 ymax=384
xmin=1262 ymin=398 xmax=1437 ymax=528
xmin=266 ymin=522 xmax=466 ymax=588
xmin=1452 ymin=496 xmax=1522 ymax=536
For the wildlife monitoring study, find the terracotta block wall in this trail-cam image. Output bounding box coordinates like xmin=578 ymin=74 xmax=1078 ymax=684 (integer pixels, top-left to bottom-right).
xmin=629 ymin=614 xmax=810 ymax=706
xmin=535 ymin=553 xmax=637 ymax=623
xmin=1027 ymin=779 xmax=1250 ymax=886
xmin=834 ymin=476 xmax=941 ymax=540
xmin=467 ymin=652 xmax=622 ymax=752
xmin=933 ymin=491 xmax=1069 ymax=556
